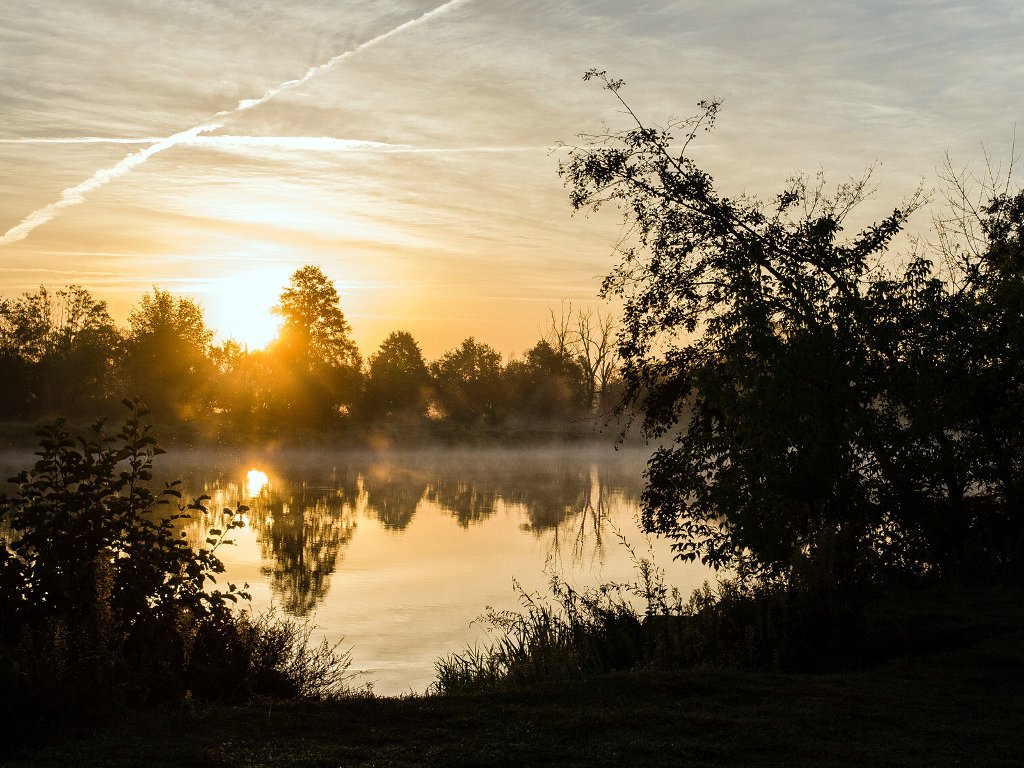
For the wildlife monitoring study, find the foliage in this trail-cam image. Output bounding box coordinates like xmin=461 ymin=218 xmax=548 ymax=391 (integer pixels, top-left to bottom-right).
xmin=230 ymin=610 xmax=361 ymax=700
xmin=561 ymin=70 xmax=1023 ymax=587
xmin=0 ymin=401 xmax=246 ymax=706
xmin=432 ymin=576 xmax=645 ymax=694
xmin=504 ymin=340 xmax=589 ymax=421
xmin=179 ymin=608 xmax=361 ymax=702
xmin=0 ymin=270 xmax=621 ymax=433
xmin=429 ymin=337 xmax=504 ymax=425
xmin=267 ymin=265 xmax=362 ymax=423
xmin=545 ymin=303 xmax=622 ymax=414
xmin=273 ymin=265 xmax=361 ymax=371
xmin=0 ymin=285 xmax=120 ymax=418
xmin=364 ymin=330 xmax=431 ymax=419
xmin=433 ymin=537 xmax=683 ymax=693
xmin=124 ymin=288 xmax=215 ymax=420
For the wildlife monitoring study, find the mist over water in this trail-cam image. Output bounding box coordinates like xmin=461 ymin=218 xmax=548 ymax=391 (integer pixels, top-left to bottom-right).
xmin=144 ymin=445 xmax=709 ymax=695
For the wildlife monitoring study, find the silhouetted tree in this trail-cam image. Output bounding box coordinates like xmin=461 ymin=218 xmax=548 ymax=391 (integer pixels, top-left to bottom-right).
xmin=0 ymin=285 xmax=120 ymax=417
xmin=563 ymin=72 xmax=928 ymax=585
xmin=123 ymin=288 xmax=214 ymax=421
xmin=267 ymin=266 xmax=362 ymax=424
xmin=0 ymin=403 xmax=248 ymax=705
xmin=504 ymin=340 xmax=588 ymax=421
xmin=0 ymin=287 xmax=61 ymax=417
xmin=928 ymin=181 xmax=1024 ymax=566
xmin=210 ymin=340 xmax=275 ymax=429
xmin=364 ymin=330 xmax=430 ymax=420
xmin=545 ymin=304 xmax=620 ymax=414
xmin=39 ymin=286 xmax=122 ymax=414
xmin=429 ymin=337 xmax=504 ymax=424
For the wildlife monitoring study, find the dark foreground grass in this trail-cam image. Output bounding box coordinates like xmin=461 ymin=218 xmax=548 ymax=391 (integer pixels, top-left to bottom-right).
xmin=4 ymin=609 xmax=1022 ymax=768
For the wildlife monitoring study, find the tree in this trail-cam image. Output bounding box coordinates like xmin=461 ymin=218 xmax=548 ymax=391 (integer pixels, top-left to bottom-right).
xmin=124 ymin=288 xmax=214 ymax=420
xmin=40 ymin=286 xmax=122 ymax=414
xmin=0 ymin=287 xmax=58 ymax=417
xmin=429 ymin=337 xmax=504 ymax=425
xmin=210 ymin=339 xmax=274 ymax=429
xmin=364 ymin=330 xmax=431 ymax=420
xmin=0 ymin=285 xmax=120 ymax=417
xmin=924 ymin=173 xmax=1024 ymax=567
xmin=562 ymin=72 xmax=926 ymax=584
xmin=268 ymin=266 xmax=362 ymax=423
xmin=545 ymin=303 xmax=621 ymax=414
xmin=504 ymin=339 xmax=588 ymax=422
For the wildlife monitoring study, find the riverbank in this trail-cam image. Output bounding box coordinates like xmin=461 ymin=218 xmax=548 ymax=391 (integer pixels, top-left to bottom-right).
xmin=7 ymin=584 xmax=1022 ymax=768
xmin=0 ymin=413 xmax=643 ymax=454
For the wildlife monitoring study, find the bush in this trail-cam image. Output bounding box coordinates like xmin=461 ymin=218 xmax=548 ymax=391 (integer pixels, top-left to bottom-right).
xmin=0 ymin=402 xmax=360 ymax=733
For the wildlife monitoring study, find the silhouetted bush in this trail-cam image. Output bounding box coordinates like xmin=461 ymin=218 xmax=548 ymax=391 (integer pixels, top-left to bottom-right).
xmin=0 ymin=402 xmax=359 ymax=734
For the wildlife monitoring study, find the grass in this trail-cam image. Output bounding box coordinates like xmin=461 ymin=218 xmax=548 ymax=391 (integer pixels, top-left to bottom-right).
xmin=5 ymin=583 xmax=1022 ymax=768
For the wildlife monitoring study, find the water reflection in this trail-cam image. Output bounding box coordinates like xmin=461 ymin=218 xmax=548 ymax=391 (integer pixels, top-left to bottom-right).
xmin=175 ymin=451 xmax=646 ymax=618
xmin=363 ymin=465 xmax=428 ymax=531
xmin=251 ymin=475 xmax=364 ymax=616
xmin=245 ymin=468 xmax=270 ymax=498
xmin=0 ymin=446 xmax=706 ymax=694
xmin=425 ymin=479 xmax=498 ymax=528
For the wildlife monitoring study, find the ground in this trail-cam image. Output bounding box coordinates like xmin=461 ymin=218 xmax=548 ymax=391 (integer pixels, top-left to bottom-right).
xmin=6 ymin=610 xmax=1022 ymax=768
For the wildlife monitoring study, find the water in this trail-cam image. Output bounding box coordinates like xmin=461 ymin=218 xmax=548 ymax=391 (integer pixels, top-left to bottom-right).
xmin=3 ymin=444 xmax=714 ymax=695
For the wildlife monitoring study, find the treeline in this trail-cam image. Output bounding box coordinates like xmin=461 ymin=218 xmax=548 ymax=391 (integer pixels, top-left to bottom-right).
xmin=0 ymin=265 xmax=622 ymax=433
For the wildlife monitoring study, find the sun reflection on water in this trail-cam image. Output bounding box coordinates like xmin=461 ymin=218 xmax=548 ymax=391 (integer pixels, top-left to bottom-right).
xmin=245 ymin=468 xmax=270 ymax=498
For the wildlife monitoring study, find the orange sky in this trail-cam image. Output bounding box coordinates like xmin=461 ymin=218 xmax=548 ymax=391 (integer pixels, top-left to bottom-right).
xmin=2 ymin=0 xmax=1021 ymax=358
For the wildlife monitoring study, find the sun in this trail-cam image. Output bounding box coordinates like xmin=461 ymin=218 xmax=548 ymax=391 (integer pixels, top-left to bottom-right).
xmin=206 ymin=268 xmax=288 ymax=350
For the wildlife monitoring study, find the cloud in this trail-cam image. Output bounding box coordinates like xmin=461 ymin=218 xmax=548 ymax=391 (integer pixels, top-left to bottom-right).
xmin=0 ymin=0 xmax=474 ymax=247
xmin=0 ymin=137 xmax=163 ymax=144
xmin=0 ymin=135 xmax=546 ymax=153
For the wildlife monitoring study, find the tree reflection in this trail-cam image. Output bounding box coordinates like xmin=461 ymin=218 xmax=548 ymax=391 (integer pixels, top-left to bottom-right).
xmin=425 ymin=479 xmax=498 ymax=528
xmin=249 ymin=474 xmax=363 ymax=616
xmin=168 ymin=452 xmax=647 ymax=614
xmin=364 ymin=466 xmax=428 ymax=531
xmin=508 ymin=466 xmax=590 ymax=533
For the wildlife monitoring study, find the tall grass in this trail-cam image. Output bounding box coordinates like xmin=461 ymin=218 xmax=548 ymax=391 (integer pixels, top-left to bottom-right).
xmin=182 ymin=608 xmax=365 ymax=702
xmin=432 ymin=535 xmax=685 ymax=694
xmin=431 ymin=529 xmax=898 ymax=693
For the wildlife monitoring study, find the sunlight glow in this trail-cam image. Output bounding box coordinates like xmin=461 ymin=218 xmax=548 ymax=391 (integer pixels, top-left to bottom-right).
xmin=206 ymin=268 xmax=288 ymax=350
xmin=245 ymin=469 xmax=270 ymax=498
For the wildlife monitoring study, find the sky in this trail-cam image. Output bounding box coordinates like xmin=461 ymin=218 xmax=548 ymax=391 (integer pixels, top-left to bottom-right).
xmin=1 ymin=0 xmax=1022 ymax=357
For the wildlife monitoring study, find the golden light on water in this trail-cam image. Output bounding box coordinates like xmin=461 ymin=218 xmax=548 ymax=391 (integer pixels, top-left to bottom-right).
xmin=245 ymin=468 xmax=270 ymax=498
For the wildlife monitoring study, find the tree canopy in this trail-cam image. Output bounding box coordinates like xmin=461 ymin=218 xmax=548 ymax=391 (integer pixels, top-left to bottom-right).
xmin=125 ymin=288 xmax=214 ymax=420
xmin=268 ymin=265 xmax=362 ymax=422
xmin=364 ymin=330 xmax=431 ymax=419
xmin=0 ymin=267 xmax=624 ymax=433
xmin=562 ymin=71 xmax=1023 ymax=585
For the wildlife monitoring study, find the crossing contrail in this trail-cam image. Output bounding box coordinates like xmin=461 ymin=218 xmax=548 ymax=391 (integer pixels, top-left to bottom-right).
xmin=1 ymin=0 xmax=471 ymax=246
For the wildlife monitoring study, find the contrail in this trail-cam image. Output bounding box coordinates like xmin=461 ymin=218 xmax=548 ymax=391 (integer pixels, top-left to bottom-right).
xmin=1 ymin=0 xmax=471 ymax=246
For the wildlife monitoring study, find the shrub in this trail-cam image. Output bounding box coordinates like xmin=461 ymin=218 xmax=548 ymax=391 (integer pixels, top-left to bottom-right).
xmin=0 ymin=401 xmax=360 ymax=732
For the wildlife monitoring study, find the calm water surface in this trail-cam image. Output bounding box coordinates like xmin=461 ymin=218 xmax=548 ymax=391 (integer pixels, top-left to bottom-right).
xmin=6 ymin=445 xmax=713 ymax=695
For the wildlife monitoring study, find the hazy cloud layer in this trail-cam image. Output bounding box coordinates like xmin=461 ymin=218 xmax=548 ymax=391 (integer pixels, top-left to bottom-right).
xmin=1 ymin=0 xmax=1021 ymax=355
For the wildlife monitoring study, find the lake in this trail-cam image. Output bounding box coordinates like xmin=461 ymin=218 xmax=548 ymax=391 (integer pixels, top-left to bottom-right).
xmin=3 ymin=444 xmax=713 ymax=696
